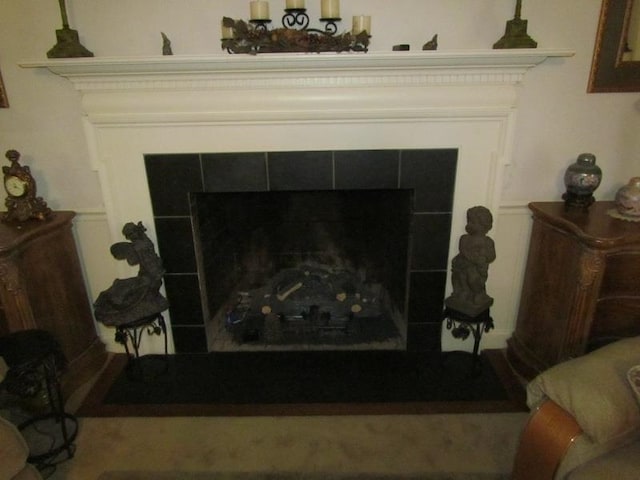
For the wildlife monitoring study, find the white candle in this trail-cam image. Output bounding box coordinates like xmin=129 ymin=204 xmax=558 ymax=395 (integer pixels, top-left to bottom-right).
xmin=250 ymin=1 xmax=270 ymax=20
xmin=221 ymin=20 xmax=235 ymax=39
xmin=321 ymin=0 xmax=340 ymax=19
xmin=352 ymin=15 xmax=371 ymax=35
xmin=286 ymin=0 xmax=305 ymax=9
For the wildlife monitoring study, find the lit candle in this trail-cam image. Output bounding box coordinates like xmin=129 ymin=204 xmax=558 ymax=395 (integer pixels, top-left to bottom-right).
xmin=249 ymin=1 xmax=270 ymax=20
xmin=286 ymin=0 xmax=305 ymax=9
xmin=221 ymin=19 xmax=235 ymax=40
xmin=352 ymin=15 xmax=371 ymax=35
xmin=320 ymin=0 xmax=340 ymax=19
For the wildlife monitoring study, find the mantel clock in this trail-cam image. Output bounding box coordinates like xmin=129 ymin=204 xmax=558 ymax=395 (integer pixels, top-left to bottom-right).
xmin=2 ymin=149 xmax=51 ymax=223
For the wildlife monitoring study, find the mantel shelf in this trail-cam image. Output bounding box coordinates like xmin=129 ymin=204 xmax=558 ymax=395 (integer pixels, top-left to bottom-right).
xmin=20 ymin=49 xmax=574 ymax=77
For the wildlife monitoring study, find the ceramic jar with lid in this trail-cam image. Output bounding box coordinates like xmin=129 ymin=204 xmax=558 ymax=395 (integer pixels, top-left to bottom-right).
xmin=615 ymin=177 xmax=640 ymax=218
xmin=562 ymin=153 xmax=603 ymax=209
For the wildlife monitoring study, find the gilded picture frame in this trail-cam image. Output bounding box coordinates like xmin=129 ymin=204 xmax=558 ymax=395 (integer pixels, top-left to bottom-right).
xmin=0 ymin=69 xmax=8 ymax=107
xmin=589 ymin=0 xmax=640 ymax=92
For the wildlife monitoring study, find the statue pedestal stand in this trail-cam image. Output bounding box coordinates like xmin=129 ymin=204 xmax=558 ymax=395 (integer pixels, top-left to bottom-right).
xmin=111 ymin=313 xmax=168 ymax=380
xmin=97 ymin=307 xmax=169 ymax=381
xmin=442 ymin=306 xmax=494 ymax=373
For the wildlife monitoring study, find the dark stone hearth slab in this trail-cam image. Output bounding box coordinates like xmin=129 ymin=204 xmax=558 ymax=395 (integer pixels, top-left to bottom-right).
xmin=77 ymin=350 xmax=526 ymax=417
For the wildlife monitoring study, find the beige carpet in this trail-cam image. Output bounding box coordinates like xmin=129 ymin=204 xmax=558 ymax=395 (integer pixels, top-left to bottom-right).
xmin=98 ymin=472 xmax=508 ymax=479
xmin=48 ymin=413 xmax=528 ymax=480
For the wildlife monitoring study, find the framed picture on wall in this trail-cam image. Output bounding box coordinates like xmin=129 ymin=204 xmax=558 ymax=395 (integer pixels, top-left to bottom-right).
xmin=0 ymin=69 xmax=8 ymax=107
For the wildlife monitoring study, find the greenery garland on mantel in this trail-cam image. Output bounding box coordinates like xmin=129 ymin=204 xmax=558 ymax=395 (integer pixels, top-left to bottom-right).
xmin=221 ymin=17 xmax=370 ymax=55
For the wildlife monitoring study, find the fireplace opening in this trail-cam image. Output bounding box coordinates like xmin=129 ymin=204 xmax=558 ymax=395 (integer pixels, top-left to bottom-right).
xmin=190 ymin=190 xmax=413 ymax=352
xmin=145 ymin=149 xmax=457 ymax=354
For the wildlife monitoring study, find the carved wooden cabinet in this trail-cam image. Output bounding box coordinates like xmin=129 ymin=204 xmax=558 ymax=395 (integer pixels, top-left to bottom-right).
xmin=0 ymin=211 xmax=106 ymax=395
xmin=507 ymin=201 xmax=640 ymax=380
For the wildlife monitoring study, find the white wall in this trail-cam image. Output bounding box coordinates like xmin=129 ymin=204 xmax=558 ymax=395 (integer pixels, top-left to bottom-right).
xmin=1 ymin=0 xmax=639 ymax=352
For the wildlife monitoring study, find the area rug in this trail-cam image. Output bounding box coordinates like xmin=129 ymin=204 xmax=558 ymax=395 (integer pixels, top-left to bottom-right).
xmin=77 ymin=350 xmax=526 ymax=417
xmin=98 ymin=472 xmax=508 ymax=480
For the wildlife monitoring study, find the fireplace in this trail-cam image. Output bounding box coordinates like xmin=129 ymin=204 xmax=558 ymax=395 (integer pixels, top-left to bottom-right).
xmin=144 ymin=148 xmax=457 ymax=353
xmin=23 ymin=51 xmax=574 ymax=354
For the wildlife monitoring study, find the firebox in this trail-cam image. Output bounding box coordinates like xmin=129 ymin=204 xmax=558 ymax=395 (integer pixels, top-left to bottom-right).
xmin=144 ymin=149 xmax=457 ymax=353
xmin=190 ymin=189 xmax=412 ymax=352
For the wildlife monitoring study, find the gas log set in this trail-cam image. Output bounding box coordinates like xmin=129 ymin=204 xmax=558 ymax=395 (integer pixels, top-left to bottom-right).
xmin=224 ymin=263 xmax=401 ymax=346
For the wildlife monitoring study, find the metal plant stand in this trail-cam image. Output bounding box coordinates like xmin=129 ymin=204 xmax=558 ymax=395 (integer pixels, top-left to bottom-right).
xmin=114 ymin=313 xmax=168 ymax=378
xmin=0 ymin=330 xmax=78 ymax=476
xmin=443 ymin=307 xmax=494 ymax=370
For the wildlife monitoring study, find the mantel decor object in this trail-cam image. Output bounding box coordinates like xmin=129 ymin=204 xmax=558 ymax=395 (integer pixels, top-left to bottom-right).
xmin=443 ymin=206 xmax=496 ymax=364
xmin=94 ymin=221 xmax=169 ymax=370
xmin=444 ymin=206 xmax=496 ymax=317
xmin=609 ymin=176 xmax=640 ymax=221
xmin=161 ymin=32 xmax=173 ymax=55
xmin=422 ymin=34 xmax=438 ymax=51
xmin=221 ymin=0 xmax=370 ymax=54
xmin=493 ymin=0 xmax=537 ymax=49
xmin=47 ymin=0 xmax=93 ymax=58
xmin=0 ymin=69 xmax=8 ymax=108
xmin=94 ymin=221 xmax=169 ymax=328
xmin=2 ymin=150 xmax=52 ymax=223
xmin=562 ymin=153 xmax=602 ymax=210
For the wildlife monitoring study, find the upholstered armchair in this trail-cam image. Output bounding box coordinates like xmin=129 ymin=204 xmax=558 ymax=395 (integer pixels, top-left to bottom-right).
xmin=0 ymin=412 xmax=43 ymax=480
xmin=1 ymin=355 xmax=42 ymax=479
xmin=511 ymin=336 xmax=640 ymax=479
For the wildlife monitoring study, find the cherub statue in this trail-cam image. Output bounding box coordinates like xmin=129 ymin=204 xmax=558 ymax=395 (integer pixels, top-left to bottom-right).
xmin=94 ymin=222 xmax=169 ymax=326
xmin=445 ymin=206 xmax=496 ymax=316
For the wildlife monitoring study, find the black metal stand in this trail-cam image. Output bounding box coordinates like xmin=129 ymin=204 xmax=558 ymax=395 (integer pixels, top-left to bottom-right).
xmin=114 ymin=312 xmax=168 ymax=379
xmin=442 ymin=307 xmax=494 ymax=371
xmin=562 ymin=191 xmax=595 ymax=210
xmin=0 ymin=330 xmax=77 ymax=477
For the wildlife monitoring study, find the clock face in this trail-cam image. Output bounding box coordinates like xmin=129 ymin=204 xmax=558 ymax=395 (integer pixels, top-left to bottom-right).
xmin=5 ymin=175 xmax=27 ymax=197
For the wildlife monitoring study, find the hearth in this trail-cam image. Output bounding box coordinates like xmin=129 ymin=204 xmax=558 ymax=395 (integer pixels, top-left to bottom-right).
xmin=145 ymin=149 xmax=457 ymax=353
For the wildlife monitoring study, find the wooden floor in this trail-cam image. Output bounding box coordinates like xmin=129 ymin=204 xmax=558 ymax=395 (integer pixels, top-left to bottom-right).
xmin=76 ymin=349 xmax=527 ymax=418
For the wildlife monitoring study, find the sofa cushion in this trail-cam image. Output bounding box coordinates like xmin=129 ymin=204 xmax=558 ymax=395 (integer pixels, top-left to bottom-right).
xmin=566 ymin=436 xmax=640 ymax=480
xmin=0 ymin=355 xmax=7 ymax=382
xmin=628 ymin=364 xmax=640 ymax=405
xmin=556 ymin=428 xmax=640 ymax=479
xmin=13 ymin=464 xmax=43 ymax=480
xmin=0 ymin=415 xmax=30 ymax=479
xmin=527 ymin=336 xmax=640 ymax=445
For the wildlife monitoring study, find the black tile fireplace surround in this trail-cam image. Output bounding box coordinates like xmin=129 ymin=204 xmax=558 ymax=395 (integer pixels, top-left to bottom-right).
xmin=145 ymin=149 xmax=457 ymax=353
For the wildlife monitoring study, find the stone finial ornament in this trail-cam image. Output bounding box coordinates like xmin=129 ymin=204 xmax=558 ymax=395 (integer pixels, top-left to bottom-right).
xmin=47 ymin=0 xmax=94 ymax=58
xmin=161 ymin=32 xmax=173 ymax=55
xmin=493 ymin=0 xmax=537 ymax=49
xmin=422 ymin=34 xmax=438 ymax=51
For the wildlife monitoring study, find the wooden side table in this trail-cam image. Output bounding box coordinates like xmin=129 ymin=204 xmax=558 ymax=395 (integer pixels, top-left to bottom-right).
xmin=0 ymin=211 xmax=107 ymax=397
xmin=507 ymin=201 xmax=640 ymax=380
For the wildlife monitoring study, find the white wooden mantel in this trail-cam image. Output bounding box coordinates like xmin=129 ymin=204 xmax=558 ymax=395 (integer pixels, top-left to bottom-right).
xmin=21 ymin=50 xmax=573 ymax=124
xmin=21 ymin=49 xmax=573 ymax=353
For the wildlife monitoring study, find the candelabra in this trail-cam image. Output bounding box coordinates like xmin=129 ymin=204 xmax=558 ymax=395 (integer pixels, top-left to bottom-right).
xmin=221 ymin=1 xmax=370 ymax=54
xmin=280 ymin=7 xmax=339 ymax=34
xmin=493 ymin=0 xmax=537 ymax=49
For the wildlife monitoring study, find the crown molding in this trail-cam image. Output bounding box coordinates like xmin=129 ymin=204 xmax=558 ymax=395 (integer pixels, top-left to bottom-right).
xmin=20 ymin=50 xmax=574 ymax=92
